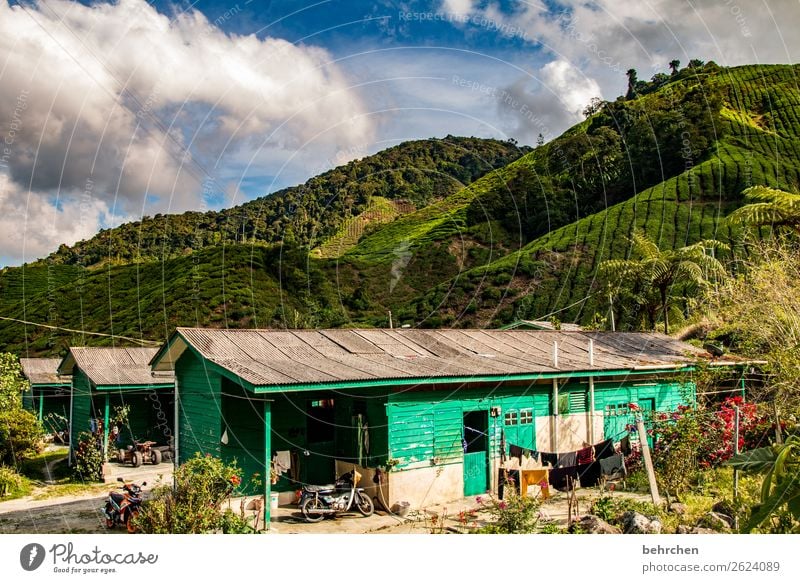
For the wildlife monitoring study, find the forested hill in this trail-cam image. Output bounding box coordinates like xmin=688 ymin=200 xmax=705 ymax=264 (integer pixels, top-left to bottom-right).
xmin=3 ymin=61 xmax=800 ymax=355
xmin=38 ymin=136 xmax=528 ymax=268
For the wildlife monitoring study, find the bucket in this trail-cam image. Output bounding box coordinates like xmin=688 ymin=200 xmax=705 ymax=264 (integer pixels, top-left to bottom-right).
xmin=270 ymin=492 xmax=280 ymax=509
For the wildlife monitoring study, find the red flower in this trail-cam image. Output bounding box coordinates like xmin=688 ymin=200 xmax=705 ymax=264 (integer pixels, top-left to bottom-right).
xmin=230 ymin=475 xmax=241 ymax=486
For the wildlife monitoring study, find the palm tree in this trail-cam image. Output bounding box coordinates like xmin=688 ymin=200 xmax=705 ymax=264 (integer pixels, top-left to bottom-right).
xmin=727 ymin=186 xmax=800 ymax=234
xmin=599 ymin=231 xmax=728 ymax=334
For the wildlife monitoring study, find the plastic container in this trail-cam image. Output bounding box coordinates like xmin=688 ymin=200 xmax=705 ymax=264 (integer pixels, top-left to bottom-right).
xmin=270 ymin=492 xmax=280 ymax=509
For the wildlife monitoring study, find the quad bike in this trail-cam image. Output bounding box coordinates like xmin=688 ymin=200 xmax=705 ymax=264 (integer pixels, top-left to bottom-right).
xmin=102 ymin=477 xmax=145 ymax=533
xmin=117 ymin=441 xmax=162 ymax=467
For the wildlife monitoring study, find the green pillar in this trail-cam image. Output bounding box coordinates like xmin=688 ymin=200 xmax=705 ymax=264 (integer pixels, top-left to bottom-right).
xmin=38 ymin=389 xmax=44 ymax=422
xmin=264 ymin=400 xmax=272 ymax=529
xmin=103 ymin=394 xmax=110 ymax=461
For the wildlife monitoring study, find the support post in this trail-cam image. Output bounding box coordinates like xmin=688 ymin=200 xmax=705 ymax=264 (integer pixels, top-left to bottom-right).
xmin=38 ymin=389 xmax=44 ymax=422
xmin=173 ymin=377 xmax=180 ymax=482
xmin=264 ymin=400 xmax=272 ymax=529
xmin=103 ymin=393 xmax=110 ymax=462
xmin=636 ymin=413 xmax=661 ymax=506
xmin=552 ymin=379 xmax=559 ymax=453
xmin=588 ymin=377 xmax=596 ymax=444
xmin=68 ymin=383 xmax=75 ymax=467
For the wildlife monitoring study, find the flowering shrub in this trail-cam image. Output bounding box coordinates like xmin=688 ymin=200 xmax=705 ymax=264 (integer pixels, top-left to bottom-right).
xmin=475 ymin=492 xmax=541 ymax=534
xmin=72 ymin=431 xmax=104 ymax=482
xmin=651 ymin=398 xmax=776 ymax=500
xmin=134 ymin=453 xmax=248 ymax=533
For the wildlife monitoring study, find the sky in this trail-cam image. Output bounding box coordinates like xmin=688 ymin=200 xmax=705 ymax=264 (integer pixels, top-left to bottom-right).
xmin=1 ymin=0 xmax=799 ymax=266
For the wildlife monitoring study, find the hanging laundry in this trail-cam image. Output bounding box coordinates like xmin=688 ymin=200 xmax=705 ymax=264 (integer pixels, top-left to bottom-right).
xmin=520 ymin=469 xmax=550 ymax=498
xmin=289 ymin=451 xmax=300 ymax=482
xmin=599 ymin=453 xmax=626 ymax=480
xmin=548 ymin=466 xmax=578 ymax=492
xmin=576 ymin=446 xmax=594 ymax=465
xmin=556 ymin=451 xmax=577 ymax=468
xmin=594 ymin=439 xmax=615 ymax=460
xmin=577 ymin=461 xmax=602 ymax=487
xmin=509 ymin=444 xmax=524 ymax=463
xmin=541 ymin=452 xmax=558 ymax=467
xmin=274 ymin=450 xmax=292 ymax=475
xmin=529 ymin=450 xmax=541 ymax=464
xmin=620 ymin=435 xmax=632 ymax=456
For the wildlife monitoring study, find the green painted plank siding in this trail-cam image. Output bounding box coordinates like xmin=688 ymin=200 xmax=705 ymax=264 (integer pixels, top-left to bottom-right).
xmin=70 ymin=369 xmax=94 ymax=454
xmin=387 ymin=384 xmax=551 ymax=468
xmin=176 ymin=350 xmax=222 ymax=463
xmin=221 ymin=379 xmax=265 ymax=495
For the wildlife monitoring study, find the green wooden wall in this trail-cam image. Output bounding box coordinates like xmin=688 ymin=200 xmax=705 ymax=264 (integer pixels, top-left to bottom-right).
xmin=387 ymin=385 xmax=550 ymax=469
xmin=221 ymin=379 xmax=265 ymax=495
xmin=70 ymin=369 xmax=94 ymax=453
xmin=386 ymin=378 xmax=696 ymax=469
xmin=176 ymin=350 xmax=222 ymax=463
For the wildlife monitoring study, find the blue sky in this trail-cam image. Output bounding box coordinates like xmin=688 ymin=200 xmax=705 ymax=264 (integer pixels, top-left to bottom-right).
xmin=1 ymin=0 xmax=798 ymax=265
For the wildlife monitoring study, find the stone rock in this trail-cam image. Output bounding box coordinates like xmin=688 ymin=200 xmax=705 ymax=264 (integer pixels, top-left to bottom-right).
xmin=691 ymin=527 xmax=716 ymax=534
xmin=622 ymin=511 xmax=662 ymax=534
xmin=576 ymin=514 xmax=621 ymax=534
xmin=712 ymin=500 xmax=735 ymax=517
xmin=669 ymin=503 xmax=687 ymax=516
xmin=675 ymin=525 xmax=691 ymax=534
xmin=698 ymin=511 xmax=733 ymax=531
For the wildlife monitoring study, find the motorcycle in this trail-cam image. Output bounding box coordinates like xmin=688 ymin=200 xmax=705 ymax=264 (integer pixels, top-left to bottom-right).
xmin=299 ymin=469 xmax=374 ymax=523
xmin=102 ymin=477 xmax=146 ymax=533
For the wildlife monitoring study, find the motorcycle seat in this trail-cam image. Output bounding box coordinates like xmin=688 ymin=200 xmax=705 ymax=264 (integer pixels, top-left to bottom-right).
xmin=303 ymin=484 xmax=336 ymax=493
xmin=110 ymin=492 xmax=126 ymax=504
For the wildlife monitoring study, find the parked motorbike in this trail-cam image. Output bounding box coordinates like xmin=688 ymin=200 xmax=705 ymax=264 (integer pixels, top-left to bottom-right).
xmin=102 ymin=477 xmax=146 ymax=533
xmin=299 ymin=469 xmax=374 ymax=522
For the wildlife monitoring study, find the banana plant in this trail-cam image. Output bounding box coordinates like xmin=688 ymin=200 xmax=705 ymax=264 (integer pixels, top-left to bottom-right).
xmin=726 ymin=435 xmax=800 ymax=532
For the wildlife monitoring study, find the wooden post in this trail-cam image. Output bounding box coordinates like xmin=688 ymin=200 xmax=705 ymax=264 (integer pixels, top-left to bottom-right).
xmin=264 ymin=400 xmax=272 ymax=529
xmin=636 ymin=413 xmax=661 ymax=506
xmin=103 ymin=393 xmax=110 ymax=462
xmin=773 ymin=401 xmax=783 ymax=445
xmin=552 ymin=378 xmax=559 ymax=453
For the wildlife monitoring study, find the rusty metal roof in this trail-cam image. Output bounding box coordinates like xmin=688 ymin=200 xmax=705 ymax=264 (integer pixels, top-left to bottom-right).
xmin=59 ymin=347 xmax=174 ymax=388
xmin=19 ymin=358 xmax=71 ymax=386
xmin=159 ymin=327 xmax=731 ymax=388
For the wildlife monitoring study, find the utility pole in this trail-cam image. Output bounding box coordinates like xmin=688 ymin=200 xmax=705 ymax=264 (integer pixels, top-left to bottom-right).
xmin=608 ymin=291 xmax=616 ymax=332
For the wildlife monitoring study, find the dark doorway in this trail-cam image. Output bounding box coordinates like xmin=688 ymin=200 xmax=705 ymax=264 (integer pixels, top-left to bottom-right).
xmin=463 ymin=410 xmax=489 ymax=496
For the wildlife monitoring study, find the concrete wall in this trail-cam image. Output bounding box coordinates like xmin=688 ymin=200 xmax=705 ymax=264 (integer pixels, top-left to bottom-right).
xmin=387 ymin=463 xmax=463 ymax=508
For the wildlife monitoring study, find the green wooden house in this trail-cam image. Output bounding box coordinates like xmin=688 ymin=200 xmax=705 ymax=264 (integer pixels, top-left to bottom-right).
xmin=151 ymin=327 xmax=743 ymax=520
xmin=19 ymin=358 xmax=72 ymax=437
xmin=58 ymin=347 xmax=175 ymax=463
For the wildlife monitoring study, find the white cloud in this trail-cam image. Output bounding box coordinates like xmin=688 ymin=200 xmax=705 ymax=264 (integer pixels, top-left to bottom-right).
xmin=441 ymin=0 xmax=475 ymax=19
xmin=540 ymin=60 xmax=602 ymax=119
xmin=439 ymin=0 xmax=800 ymax=100
xmin=0 ymin=0 xmax=374 ymax=264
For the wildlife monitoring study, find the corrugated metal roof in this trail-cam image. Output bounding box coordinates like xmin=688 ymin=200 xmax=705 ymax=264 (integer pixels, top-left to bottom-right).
xmin=19 ymin=358 xmax=70 ymax=386
xmin=62 ymin=347 xmax=174 ymax=388
xmin=169 ymin=327 xmax=726 ymax=388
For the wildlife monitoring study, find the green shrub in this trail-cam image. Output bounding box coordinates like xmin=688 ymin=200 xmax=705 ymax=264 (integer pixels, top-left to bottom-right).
xmin=72 ymin=432 xmax=104 ymax=483
xmin=0 ymin=466 xmax=28 ymax=498
xmin=135 ymin=454 xmax=252 ymax=534
xmin=474 ymin=493 xmax=541 ymax=534
xmin=0 ymin=408 xmax=43 ymax=466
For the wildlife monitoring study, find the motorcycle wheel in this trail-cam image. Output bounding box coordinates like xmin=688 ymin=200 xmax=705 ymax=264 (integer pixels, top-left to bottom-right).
xmin=300 ymin=497 xmax=326 ymax=523
xmin=355 ymin=492 xmax=374 ymax=517
xmin=104 ymin=506 xmax=115 ymax=528
xmin=126 ymin=509 xmax=140 ymax=534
